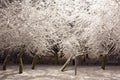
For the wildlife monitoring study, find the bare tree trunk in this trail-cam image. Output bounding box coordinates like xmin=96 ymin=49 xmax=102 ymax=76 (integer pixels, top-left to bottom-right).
xmin=101 ymin=55 xmax=107 ymax=70
xmin=84 ymin=54 xmax=89 ymax=65
xmin=18 ymin=50 xmax=24 ymax=74
xmin=2 ymin=52 xmax=11 ymax=70
xmin=55 ymin=54 xmax=59 ymax=65
xmin=31 ymin=54 xmax=39 ymax=69
xmin=60 ymin=55 xmax=73 ymax=71
xmin=85 ymin=54 xmax=89 ymax=59
xmin=75 ymin=56 xmax=78 ymax=75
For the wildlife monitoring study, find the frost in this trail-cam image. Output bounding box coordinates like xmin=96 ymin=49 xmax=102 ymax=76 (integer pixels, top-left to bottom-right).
xmin=0 ymin=0 xmax=120 ymax=59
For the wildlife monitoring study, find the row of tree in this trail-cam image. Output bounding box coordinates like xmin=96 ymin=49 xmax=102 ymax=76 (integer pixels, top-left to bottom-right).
xmin=0 ymin=0 xmax=120 ymax=75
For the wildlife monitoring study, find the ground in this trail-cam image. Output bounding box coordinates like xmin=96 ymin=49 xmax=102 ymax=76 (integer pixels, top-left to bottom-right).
xmin=0 ymin=65 xmax=120 ymax=80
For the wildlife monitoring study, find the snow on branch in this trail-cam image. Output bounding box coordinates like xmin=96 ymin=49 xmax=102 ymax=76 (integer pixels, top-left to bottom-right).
xmin=0 ymin=0 xmax=120 ymax=59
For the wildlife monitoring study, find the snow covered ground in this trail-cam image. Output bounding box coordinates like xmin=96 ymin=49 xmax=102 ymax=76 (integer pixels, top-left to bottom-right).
xmin=0 ymin=65 xmax=120 ymax=80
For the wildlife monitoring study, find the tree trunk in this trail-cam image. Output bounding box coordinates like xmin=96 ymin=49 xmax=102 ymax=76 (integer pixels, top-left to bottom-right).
xmin=55 ymin=54 xmax=59 ymax=65
xmin=101 ymin=55 xmax=107 ymax=70
xmin=75 ymin=56 xmax=78 ymax=75
xmin=60 ymin=55 xmax=73 ymax=71
xmin=18 ymin=51 xmax=24 ymax=74
xmin=19 ymin=57 xmax=23 ymax=74
xmin=2 ymin=53 xmax=11 ymax=70
xmin=31 ymin=54 xmax=39 ymax=69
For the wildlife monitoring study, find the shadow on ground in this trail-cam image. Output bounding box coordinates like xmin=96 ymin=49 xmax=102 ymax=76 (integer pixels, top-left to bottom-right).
xmin=0 ymin=65 xmax=120 ymax=80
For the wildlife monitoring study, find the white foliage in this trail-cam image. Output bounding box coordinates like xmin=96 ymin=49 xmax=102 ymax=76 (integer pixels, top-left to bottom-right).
xmin=0 ymin=0 xmax=120 ymax=59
